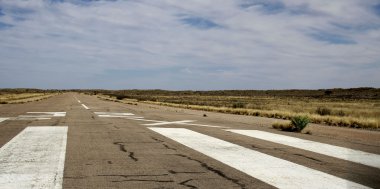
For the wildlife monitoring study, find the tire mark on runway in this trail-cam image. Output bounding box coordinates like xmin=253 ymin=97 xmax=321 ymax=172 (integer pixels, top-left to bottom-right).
xmin=172 ymin=154 xmax=246 ymax=189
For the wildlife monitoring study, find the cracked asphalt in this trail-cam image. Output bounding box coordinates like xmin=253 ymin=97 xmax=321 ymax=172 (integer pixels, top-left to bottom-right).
xmin=0 ymin=93 xmax=379 ymax=189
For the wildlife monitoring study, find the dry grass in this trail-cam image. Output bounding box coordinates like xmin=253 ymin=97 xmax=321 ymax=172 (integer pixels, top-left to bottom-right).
xmin=0 ymin=93 xmax=57 ymax=104
xmin=96 ymin=89 xmax=380 ymax=130
xmin=101 ymin=95 xmax=380 ymax=129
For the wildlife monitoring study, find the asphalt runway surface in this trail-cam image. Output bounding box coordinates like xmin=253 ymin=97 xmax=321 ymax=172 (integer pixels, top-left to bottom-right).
xmin=0 ymin=93 xmax=379 ymax=189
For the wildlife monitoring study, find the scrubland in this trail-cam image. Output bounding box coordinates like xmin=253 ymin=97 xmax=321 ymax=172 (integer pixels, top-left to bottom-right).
xmin=98 ymin=88 xmax=380 ymax=129
xmin=0 ymin=89 xmax=58 ymax=104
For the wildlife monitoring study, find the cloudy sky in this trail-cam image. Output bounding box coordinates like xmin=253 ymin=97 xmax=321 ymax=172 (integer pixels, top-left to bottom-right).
xmin=0 ymin=0 xmax=379 ymax=90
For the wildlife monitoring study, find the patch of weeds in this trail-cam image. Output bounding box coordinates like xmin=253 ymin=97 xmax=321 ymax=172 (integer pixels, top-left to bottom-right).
xmin=272 ymin=121 xmax=293 ymax=131
xmin=0 ymin=101 xmax=8 ymax=104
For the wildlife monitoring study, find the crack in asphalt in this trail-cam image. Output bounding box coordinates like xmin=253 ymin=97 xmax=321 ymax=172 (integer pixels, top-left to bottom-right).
xmin=151 ymin=136 xmax=164 ymax=143
xmin=98 ymin=174 xmax=173 ymax=183
xmin=163 ymin=143 xmax=177 ymax=151
xmin=293 ymin=153 xmax=323 ymax=163
xmin=179 ymin=179 xmax=198 ymax=189
xmin=172 ymin=154 xmax=246 ymax=189
xmin=113 ymin=142 xmax=138 ymax=162
xmin=111 ymin=179 xmax=174 ymax=183
xmin=151 ymin=136 xmax=177 ymax=150
xmin=168 ymin=170 xmax=206 ymax=174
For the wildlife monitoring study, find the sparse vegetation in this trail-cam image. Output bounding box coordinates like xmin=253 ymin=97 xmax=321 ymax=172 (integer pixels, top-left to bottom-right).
xmin=316 ymin=107 xmax=331 ymax=116
xmin=0 ymin=90 xmax=58 ymax=104
xmin=272 ymin=116 xmax=310 ymax=132
xmin=95 ymin=88 xmax=380 ymax=129
xmin=291 ymin=116 xmax=310 ymax=132
xmin=272 ymin=121 xmax=293 ymax=131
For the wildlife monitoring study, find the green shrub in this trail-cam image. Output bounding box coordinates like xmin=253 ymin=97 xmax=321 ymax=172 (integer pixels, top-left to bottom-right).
xmin=316 ymin=107 xmax=331 ymax=116
xmin=291 ymin=116 xmax=310 ymax=132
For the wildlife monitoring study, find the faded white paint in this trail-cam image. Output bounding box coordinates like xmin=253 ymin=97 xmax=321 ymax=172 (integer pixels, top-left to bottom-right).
xmin=77 ymin=100 xmax=81 ymax=103
xmin=0 ymin=126 xmax=68 ymax=189
xmin=0 ymin=118 xmax=9 ymax=123
xmin=143 ymin=120 xmax=195 ymax=126
xmin=81 ymin=104 xmax=90 ymax=110
xmin=14 ymin=117 xmax=51 ymax=121
xmin=95 ymin=112 xmax=134 ymax=116
xmin=149 ymin=128 xmax=370 ymax=189
xmin=227 ymin=129 xmax=380 ymax=169
xmin=26 ymin=112 xmax=66 ymax=117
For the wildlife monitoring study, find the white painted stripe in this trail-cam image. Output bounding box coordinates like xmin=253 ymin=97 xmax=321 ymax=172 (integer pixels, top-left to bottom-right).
xmin=81 ymin=104 xmax=90 ymax=110
xmin=227 ymin=130 xmax=380 ymax=169
xmin=26 ymin=112 xmax=66 ymax=117
xmin=15 ymin=118 xmax=51 ymax=121
xmin=126 ymin=117 xmax=225 ymax=128
xmin=95 ymin=112 xmax=134 ymax=116
xmin=181 ymin=123 xmax=225 ymax=128
xmin=143 ymin=120 xmax=195 ymax=126
xmin=149 ymin=128 xmax=369 ymax=189
xmin=98 ymin=115 xmax=141 ymax=118
xmin=0 ymin=126 xmax=67 ymax=189
xmin=0 ymin=118 xmax=9 ymax=123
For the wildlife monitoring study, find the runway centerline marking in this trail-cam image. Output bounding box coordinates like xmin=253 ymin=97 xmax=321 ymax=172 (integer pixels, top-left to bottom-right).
xmin=0 ymin=126 xmax=67 ymax=189
xmin=81 ymin=104 xmax=90 ymax=110
xmin=149 ymin=128 xmax=369 ymax=189
xmin=227 ymin=129 xmax=380 ymax=169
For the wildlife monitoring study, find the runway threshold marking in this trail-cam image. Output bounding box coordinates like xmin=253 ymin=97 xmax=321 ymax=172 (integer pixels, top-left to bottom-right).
xmin=149 ymin=128 xmax=370 ymax=189
xmin=81 ymin=104 xmax=90 ymax=110
xmin=0 ymin=126 xmax=67 ymax=189
xmin=227 ymin=129 xmax=380 ymax=169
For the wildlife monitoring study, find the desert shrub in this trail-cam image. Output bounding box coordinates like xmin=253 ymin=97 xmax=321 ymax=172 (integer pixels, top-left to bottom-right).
xmin=335 ymin=110 xmax=346 ymax=117
xmin=115 ymin=95 xmax=127 ymax=100
xmin=291 ymin=116 xmax=310 ymax=132
xmin=316 ymin=107 xmax=331 ymax=116
xmin=0 ymin=101 xmax=7 ymax=104
xmin=232 ymin=102 xmax=245 ymax=108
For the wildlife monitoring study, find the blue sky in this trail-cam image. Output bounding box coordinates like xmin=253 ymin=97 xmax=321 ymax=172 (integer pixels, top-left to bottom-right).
xmin=0 ymin=0 xmax=379 ymax=90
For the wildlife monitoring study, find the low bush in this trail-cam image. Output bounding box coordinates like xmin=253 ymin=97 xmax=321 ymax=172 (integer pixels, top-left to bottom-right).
xmin=115 ymin=95 xmax=127 ymax=100
xmin=291 ymin=116 xmax=310 ymax=132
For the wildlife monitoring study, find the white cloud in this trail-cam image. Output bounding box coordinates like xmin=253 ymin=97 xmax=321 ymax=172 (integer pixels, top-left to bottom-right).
xmin=0 ymin=0 xmax=379 ymax=89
